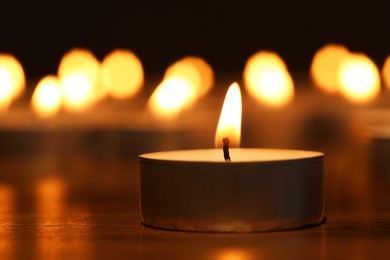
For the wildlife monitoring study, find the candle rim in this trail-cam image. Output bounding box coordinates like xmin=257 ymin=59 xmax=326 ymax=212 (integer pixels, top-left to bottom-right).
xmin=140 ymin=148 xmax=324 ymax=164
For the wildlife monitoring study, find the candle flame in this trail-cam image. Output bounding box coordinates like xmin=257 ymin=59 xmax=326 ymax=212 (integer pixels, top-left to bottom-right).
xmin=61 ymin=72 xmax=95 ymax=112
xmin=0 ymin=54 xmax=25 ymax=110
xmin=148 ymin=77 xmax=196 ymax=119
xmin=58 ymin=48 xmax=103 ymax=110
xmin=243 ymin=51 xmax=294 ymax=107
xmin=215 ymin=83 xmax=242 ymax=148
xmin=382 ymin=55 xmax=390 ymax=90
xmin=148 ymin=56 xmax=213 ymax=119
xmin=165 ymin=56 xmax=214 ymax=97
xmin=338 ymin=53 xmax=380 ymax=103
xmin=31 ymin=75 xmax=62 ymax=117
xmin=101 ymin=49 xmax=144 ymax=99
xmin=310 ymin=44 xmax=350 ymax=93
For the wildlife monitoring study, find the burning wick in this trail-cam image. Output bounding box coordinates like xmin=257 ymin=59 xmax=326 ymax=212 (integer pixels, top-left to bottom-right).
xmin=222 ymin=137 xmax=231 ymax=161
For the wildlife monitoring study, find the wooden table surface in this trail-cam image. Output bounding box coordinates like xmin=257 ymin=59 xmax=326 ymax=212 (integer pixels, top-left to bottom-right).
xmin=0 ymin=128 xmax=389 ymax=260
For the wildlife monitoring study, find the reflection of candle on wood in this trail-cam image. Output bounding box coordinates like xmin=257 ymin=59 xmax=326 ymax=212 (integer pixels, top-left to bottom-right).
xmin=140 ymin=82 xmax=324 ymax=232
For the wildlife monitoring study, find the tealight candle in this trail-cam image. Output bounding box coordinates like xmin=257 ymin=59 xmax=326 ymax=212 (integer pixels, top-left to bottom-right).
xmin=139 ymin=83 xmax=325 ymax=232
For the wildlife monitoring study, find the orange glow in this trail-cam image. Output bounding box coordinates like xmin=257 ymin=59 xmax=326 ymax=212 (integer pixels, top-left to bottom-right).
xmin=61 ymin=72 xmax=95 ymax=111
xmin=0 ymin=184 xmax=14 ymax=256
xmin=101 ymin=49 xmax=144 ymax=99
xmin=35 ymin=177 xmax=64 ymax=254
xmin=0 ymin=69 xmax=13 ymax=110
xmin=243 ymin=51 xmax=294 ymax=107
xmin=0 ymin=54 xmax=25 ymax=110
xmin=35 ymin=177 xmax=92 ymax=258
xmin=165 ymin=56 xmax=214 ymax=97
xmin=0 ymin=184 xmax=13 ymax=213
xmin=338 ymin=53 xmax=380 ymax=103
xmin=182 ymin=56 xmax=214 ymax=96
xmin=382 ymin=55 xmax=390 ymax=90
xmin=148 ymin=56 xmax=213 ymax=119
xmin=164 ymin=58 xmax=202 ymax=94
xmin=37 ymin=177 xmax=65 ymax=203
xmin=311 ymin=44 xmax=350 ymax=93
xmin=31 ymin=76 xmax=62 ymax=117
xmin=148 ymin=77 xmax=196 ymax=119
xmin=215 ymin=82 xmax=242 ymax=148
xmin=58 ymin=48 xmax=104 ymax=105
xmin=215 ymin=249 xmax=251 ymax=260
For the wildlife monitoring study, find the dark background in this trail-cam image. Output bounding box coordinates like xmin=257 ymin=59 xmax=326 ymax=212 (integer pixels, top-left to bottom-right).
xmin=0 ymin=0 xmax=389 ymax=79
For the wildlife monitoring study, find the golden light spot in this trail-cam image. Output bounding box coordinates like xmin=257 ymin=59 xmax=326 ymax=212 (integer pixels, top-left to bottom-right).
xmin=338 ymin=53 xmax=380 ymax=103
xmin=382 ymin=55 xmax=390 ymax=90
xmin=148 ymin=77 xmax=196 ymax=119
xmin=310 ymin=44 xmax=350 ymax=93
xmin=244 ymin=51 xmax=294 ymax=107
xmin=58 ymin=48 xmax=104 ymax=104
xmin=0 ymin=54 xmax=25 ymax=110
xmin=166 ymin=56 xmax=214 ymax=97
xmin=101 ymin=49 xmax=144 ymax=99
xmin=148 ymin=56 xmax=214 ymax=119
xmin=61 ymin=72 xmax=95 ymax=112
xmin=31 ymin=75 xmax=62 ymax=117
xmin=0 ymin=70 xmax=13 ymax=110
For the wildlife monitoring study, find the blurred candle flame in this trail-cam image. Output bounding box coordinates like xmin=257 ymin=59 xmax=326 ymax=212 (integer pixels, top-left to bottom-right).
xmin=215 ymin=82 xmax=242 ymax=148
xmin=310 ymin=44 xmax=350 ymax=93
xmin=0 ymin=54 xmax=25 ymax=110
xmin=148 ymin=77 xmax=196 ymax=119
xmin=58 ymin=48 xmax=102 ymax=111
xmin=382 ymin=55 xmax=390 ymax=90
xmin=164 ymin=56 xmax=214 ymax=97
xmin=148 ymin=56 xmax=214 ymax=119
xmin=338 ymin=53 xmax=380 ymax=103
xmin=101 ymin=49 xmax=144 ymax=99
xmin=0 ymin=70 xmax=13 ymax=110
xmin=31 ymin=75 xmax=62 ymax=117
xmin=243 ymin=51 xmax=294 ymax=107
xmin=61 ymin=72 xmax=95 ymax=112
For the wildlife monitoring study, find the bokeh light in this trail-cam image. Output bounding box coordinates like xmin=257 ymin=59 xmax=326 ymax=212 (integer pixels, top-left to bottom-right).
xmin=148 ymin=77 xmax=196 ymax=119
xmin=244 ymin=51 xmax=294 ymax=107
xmin=381 ymin=55 xmax=390 ymax=90
xmin=101 ymin=49 xmax=144 ymax=99
xmin=0 ymin=54 xmax=25 ymax=110
xmin=61 ymin=72 xmax=95 ymax=112
xmin=311 ymin=44 xmax=350 ymax=93
xmin=165 ymin=56 xmax=214 ymax=97
xmin=31 ymin=75 xmax=62 ymax=117
xmin=338 ymin=53 xmax=380 ymax=103
xmin=58 ymin=48 xmax=103 ymax=107
xmin=148 ymin=56 xmax=214 ymax=119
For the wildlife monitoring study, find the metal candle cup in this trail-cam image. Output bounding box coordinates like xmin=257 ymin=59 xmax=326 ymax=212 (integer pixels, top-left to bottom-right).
xmin=140 ymin=148 xmax=324 ymax=232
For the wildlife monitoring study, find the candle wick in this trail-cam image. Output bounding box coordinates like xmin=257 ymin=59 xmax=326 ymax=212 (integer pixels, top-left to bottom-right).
xmin=222 ymin=137 xmax=231 ymax=161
